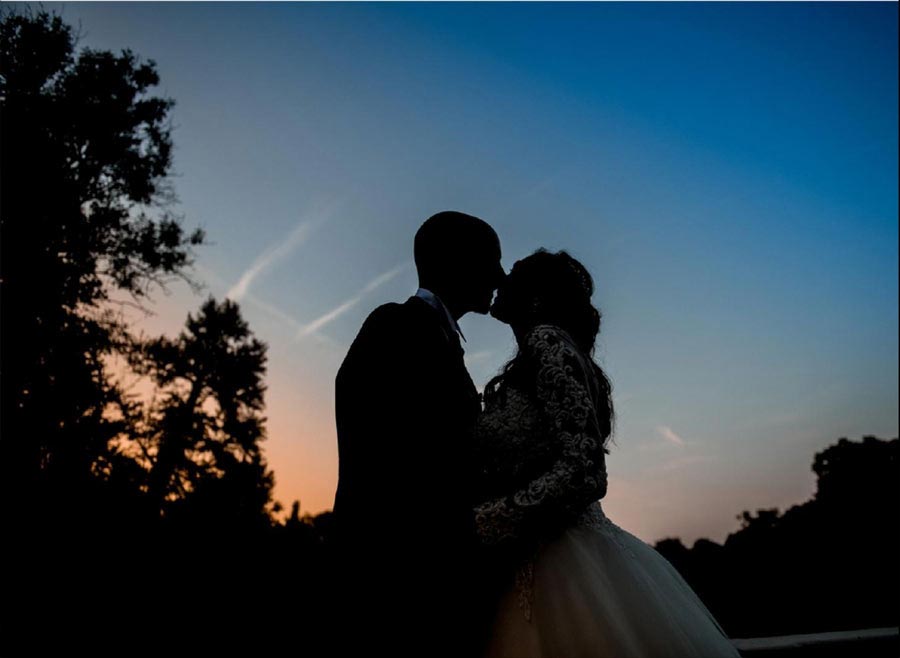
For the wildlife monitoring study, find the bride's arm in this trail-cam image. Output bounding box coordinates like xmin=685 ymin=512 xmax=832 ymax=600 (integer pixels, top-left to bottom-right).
xmin=474 ymin=324 xmax=608 ymax=545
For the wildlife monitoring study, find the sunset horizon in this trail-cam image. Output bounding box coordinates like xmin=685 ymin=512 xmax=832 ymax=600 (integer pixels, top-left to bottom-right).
xmin=21 ymin=1 xmax=900 ymax=548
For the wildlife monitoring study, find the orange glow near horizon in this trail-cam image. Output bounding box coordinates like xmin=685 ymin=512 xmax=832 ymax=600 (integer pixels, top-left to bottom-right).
xmin=102 ymin=287 xmax=830 ymax=546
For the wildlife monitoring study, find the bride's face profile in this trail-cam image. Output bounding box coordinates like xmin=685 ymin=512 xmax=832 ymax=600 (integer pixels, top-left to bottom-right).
xmin=489 ymin=260 xmax=527 ymax=328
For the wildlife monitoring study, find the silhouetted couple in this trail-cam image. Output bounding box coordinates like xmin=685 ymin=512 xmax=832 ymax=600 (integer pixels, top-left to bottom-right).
xmin=332 ymin=212 xmax=740 ymax=657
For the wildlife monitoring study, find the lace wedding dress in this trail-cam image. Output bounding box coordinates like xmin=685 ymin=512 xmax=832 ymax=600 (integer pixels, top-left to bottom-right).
xmin=474 ymin=325 xmax=741 ymax=658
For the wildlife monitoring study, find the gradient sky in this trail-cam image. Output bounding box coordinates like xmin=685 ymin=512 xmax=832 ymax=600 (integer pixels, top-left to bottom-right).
xmin=42 ymin=2 xmax=898 ymax=545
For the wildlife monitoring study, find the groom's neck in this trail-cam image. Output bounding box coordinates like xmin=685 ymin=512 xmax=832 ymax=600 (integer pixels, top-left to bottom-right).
xmin=442 ymin=297 xmax=465 ymax=322
xmin=419 ymin=282 xmax=466 ymax=321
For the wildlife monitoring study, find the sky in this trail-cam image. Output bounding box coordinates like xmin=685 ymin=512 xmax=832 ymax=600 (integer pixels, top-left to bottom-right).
xmin=40 ymin=2 xmax=898 ymax=545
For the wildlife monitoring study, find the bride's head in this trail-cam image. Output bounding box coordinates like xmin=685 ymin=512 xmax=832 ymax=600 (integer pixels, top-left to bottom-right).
xmin=490 ymin=249 xmax=601 ymax=355
xmin=488 ymin=248 xmax=615 ymax=443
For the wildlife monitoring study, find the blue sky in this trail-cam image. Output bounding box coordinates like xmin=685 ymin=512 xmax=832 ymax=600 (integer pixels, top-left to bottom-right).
xmin=45 ymin=2 xmax=898 ymax=544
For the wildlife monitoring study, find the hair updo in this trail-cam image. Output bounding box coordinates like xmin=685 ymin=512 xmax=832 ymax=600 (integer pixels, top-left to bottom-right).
xmin=491 ymin=249 xmax=600 ymax=355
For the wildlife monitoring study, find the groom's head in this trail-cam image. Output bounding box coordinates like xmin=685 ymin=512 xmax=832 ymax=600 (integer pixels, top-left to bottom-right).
xmin=415 ymin=211 xmax=504 ymax=318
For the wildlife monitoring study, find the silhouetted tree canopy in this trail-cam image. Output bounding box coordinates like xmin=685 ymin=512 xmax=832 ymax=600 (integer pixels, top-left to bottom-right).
xmin=0 ymin=7 xmax=205 ymax=527
xmin=0 ymin=11 xmax=323 ymax=654
xmin=655 ymin=435 xmax=899 ymax=637
xmin=125 ymin=296 xmax=276 ymax=530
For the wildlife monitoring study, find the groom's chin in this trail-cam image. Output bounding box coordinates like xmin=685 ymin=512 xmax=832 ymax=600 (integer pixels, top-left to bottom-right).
xmin=489 ymin=303 xmax=512 ymax=325
xmin=471 ymin=294 xmax=494 ymax=315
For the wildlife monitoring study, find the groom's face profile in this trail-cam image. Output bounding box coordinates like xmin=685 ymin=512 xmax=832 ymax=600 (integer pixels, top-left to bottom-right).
xmin=414 ymin=211 xmax=505 ymax=317
xmin=464 ymin=237 xmax=505 ymax=315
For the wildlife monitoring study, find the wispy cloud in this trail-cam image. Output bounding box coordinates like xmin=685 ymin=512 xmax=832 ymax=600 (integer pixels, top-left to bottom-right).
xmin=656 ymin=425 xmax=686 ymax=447
xmin=226 ymin=219 xmax=317 ymax=302
xmin=245 ymin=293 xmax=344 ymax=350
xmin=243 ymin=293 xmax=303 ymax=334
xmin=296 ymin=297 xmax=361 ymax=339
xmin=361 ymin=265 xmax=408 ymax=294
xmin=295 ymin=262 xmax=410 ymax=340
xmin=196 ymin=261 xmax=343 ymax=349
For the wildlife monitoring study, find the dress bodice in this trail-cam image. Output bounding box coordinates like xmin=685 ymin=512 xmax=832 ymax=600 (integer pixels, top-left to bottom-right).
xmin=476 ymin=384 xmax=552 ymax=502
xmin=473 ymin=324 xmax=609 ymax=547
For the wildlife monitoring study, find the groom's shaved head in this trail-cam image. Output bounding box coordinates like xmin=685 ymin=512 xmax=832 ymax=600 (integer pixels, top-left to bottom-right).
xmin=414 ymin=211 xmax=504 ymax=317
xmin=414 ymin=210 xmax=500 ymax=282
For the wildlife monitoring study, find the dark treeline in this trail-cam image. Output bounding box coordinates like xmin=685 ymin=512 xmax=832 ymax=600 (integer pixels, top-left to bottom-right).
xmin=1 ymin=8 xmax=896 ymax=654
xmin=0 ymin=8 xmax=328 ymax=653
xmin=654 ymin=435 xmax=899 ymax=639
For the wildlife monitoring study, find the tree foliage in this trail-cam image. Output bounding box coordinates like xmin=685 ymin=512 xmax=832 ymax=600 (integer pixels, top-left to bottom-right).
xmin=0 ymin=7 xmax=205 ymax=523
xmin=126 ymin=296 xmax=276 ymax=529
xmin=655 ymin=435 xmax=899 ymax=637
xmin=1 ymin=10 xmax=327 ymax=654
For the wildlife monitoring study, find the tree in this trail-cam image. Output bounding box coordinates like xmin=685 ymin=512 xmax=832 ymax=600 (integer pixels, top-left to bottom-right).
xmin=0 ymin=8 xmax=205 ymax=526
xmin=0 ymin=11 xmax=292 ymax=653
xmin=655 ymin=436 xmax=899 ymax=637
xmin=813 ymin=435 xmax=899 ymax=512
xmin=127 ymin=297 xmax=275 ymax=531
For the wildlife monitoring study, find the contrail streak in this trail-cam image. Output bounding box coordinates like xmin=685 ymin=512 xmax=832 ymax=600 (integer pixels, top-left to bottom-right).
xmin=656 ymin=425 xmax=686 ymax=447
xmin=295 ymin=262 xmax=409 ymax=340
xmin=227 ymin=219 xmax=316 ymax=302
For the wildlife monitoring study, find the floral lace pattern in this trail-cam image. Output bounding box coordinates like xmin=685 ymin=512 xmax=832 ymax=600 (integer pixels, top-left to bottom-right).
xmin=474 ymin=325 xmax=608 ymax=546
xmin=473 ymin=325 xmax=610 ymax=622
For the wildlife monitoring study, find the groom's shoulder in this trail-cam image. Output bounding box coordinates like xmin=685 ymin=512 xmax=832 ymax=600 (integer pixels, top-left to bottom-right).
xmin=363 ymin=300 xmax=411 ymax=330
xmin=356 ymin=298 xmax=428 ymax=341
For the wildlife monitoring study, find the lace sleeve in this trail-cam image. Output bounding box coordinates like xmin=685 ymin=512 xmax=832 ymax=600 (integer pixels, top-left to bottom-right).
xmin=474 ymin=325 xmax=608 ymax=545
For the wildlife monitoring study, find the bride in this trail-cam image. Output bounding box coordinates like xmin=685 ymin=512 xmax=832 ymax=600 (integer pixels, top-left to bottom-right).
xmin=473 ymin=249 xmax=741 ymax=658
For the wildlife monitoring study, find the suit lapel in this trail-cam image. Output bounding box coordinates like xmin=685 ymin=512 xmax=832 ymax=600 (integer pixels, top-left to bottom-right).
xmin=406 ymin=296 xmax=461 ymax=352
xmin=405 ymin=296 xmax=477 ymax=400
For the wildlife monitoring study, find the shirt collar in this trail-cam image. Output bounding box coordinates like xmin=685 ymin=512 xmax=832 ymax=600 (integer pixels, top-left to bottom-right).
xmin=414 ymin=287 xmax=466 ymax=343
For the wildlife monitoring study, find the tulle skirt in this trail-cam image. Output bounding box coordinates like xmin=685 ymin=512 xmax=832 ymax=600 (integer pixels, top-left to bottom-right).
xmin=485 ymin=503 xmax=741 ymax=658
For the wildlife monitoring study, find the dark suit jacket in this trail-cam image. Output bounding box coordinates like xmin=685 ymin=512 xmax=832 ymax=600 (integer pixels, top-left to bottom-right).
xmin=332 ymin=295 xmax=484 ymax=653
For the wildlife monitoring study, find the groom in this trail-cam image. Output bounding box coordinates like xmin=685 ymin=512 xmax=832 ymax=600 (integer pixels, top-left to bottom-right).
xmin=332 ymin=211 xmax=505 ymax=656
